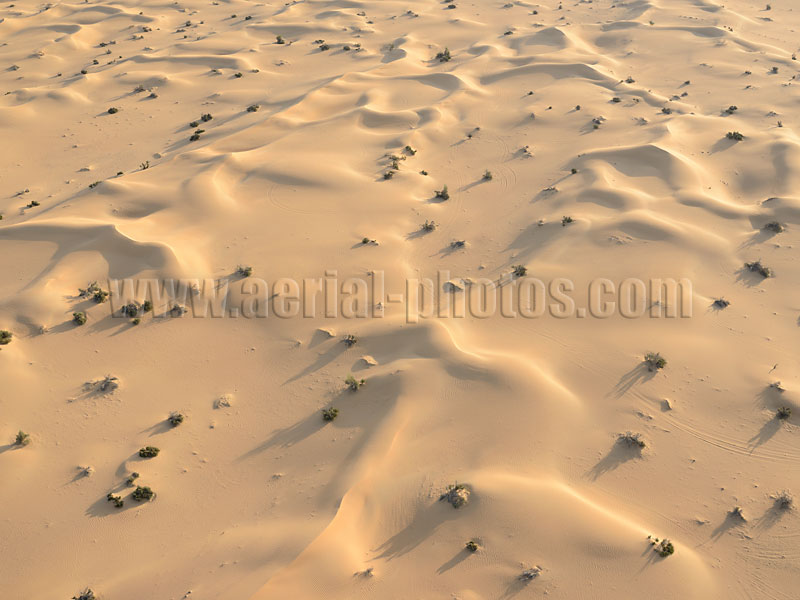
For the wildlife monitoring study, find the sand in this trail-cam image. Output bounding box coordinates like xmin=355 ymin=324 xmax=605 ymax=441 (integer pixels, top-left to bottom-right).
xmin=1 ymin=0 xmax=799 ymax=598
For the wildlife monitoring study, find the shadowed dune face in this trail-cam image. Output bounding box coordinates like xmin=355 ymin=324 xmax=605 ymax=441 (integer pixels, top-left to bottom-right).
xmin=1 ymin=0 xmax=800 ymax=599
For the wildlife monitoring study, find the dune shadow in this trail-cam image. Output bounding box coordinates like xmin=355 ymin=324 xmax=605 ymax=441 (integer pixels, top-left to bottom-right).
xmin=436 ymin=548 xmax=472 ymax=574
xmin=375 ymin=501 xmax=465 ymax=560
xmin=308 ymin=328 xmax=336 ymax=348
xmin=587 ymin=441 xmax=643 ymax=480
xmin=747 ymin=418 xmax=782 ymax=449
xmin=285 ymin=343 xmax=347 ymax=384
xmin=609 ymin=362 xmax=656 ymax=398
xmin=710 ymin=512 xmax=745 ymax=541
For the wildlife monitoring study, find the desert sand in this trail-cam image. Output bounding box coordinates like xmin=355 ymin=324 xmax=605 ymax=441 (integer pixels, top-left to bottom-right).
xmin=1 ymin=0 xmax=799 ymax=598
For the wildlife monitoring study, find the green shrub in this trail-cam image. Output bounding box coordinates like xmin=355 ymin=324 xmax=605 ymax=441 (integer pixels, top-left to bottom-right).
xmin=201 ymin=113 xmax=213 ymax=122
xmin=561 ymin=216 xmax=574 ymax=226
xmin=237 ymin=265 xmax=253 ymax=277
xmin=107 ymin=107 xmax=118 ymax=114
xmin=655 ymin=539 xmax=674 ymax=557
xmin=422 ymin=220 xmax=437 ymax=231
xmin=726 ymin=131 xmax=744 ymax=141
xmin=439 ymin=483 xmax=470 ymax=508
xmin=618 ymin=431 xmax=645 ymax=448
xmin=247 ymin=104 xmax=260 ymax=112
xmin=777 ymin=406 xmax=792 ymax=420
xmin=138 ymin=446 xmax=160 ymax=458
xmin=126 ymin=472 xmax=140 ymax=486
xmin=169 ymin=412 xmax=185 ymax=427
xmin=435 ymin=185 xmax=450 ymax=200
xmin=276 ymin=35 xmax=285 ymax=44
xmin=342 ymin=334 xmax=358 ymax=347
xmin=483 ymin=170 xmax=493 ymax=181
xmin=436 ymin=48 xmax=451 ymax=62
xmin=132 ymin=485 xmax=155 ymax=501
xmin=322 ymin=407 xmax=339 ymax=421
xmin=512 ymin=265 xmax=527 ymax=277
xmin=744 ymin=260 xmax=773 ymax=278
xmin=644 ymin=352 xmax=666 ymax=371
xmin=15 ymin=430 xmax=30 ymax=446
xmin=465 ymin=540 xmax=479 ymax=552
xmin=764 ymin=221 xmax=784 ymax=233
xmin=106 ymin=493 xmax=124 ymax=508
xmin=0 ymin=330 xmax=12 ymax=345
xmin=345 ymin=374 xmax=365 ymax=391
xmin=713 ymin=298 xmax=730 ymax=309
xmin=121 ymin=302 xmax=141 ymax=317
xmin=73 ymin=312 xmax=87 ymax=325
xmin=73 ymin=589 xmax=96 ymax=600
xmin=142 ymin=300 xmax=153 ymax=312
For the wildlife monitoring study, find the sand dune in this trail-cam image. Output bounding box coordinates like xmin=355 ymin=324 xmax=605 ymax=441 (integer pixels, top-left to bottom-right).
xmin=2 ymin=1 xmax=799 ymax=599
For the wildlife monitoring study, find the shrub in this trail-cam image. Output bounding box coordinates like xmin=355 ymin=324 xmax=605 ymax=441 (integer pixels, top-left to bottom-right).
xmin=189 ymin=120 xmax=199 ymax=127
xmin=107 ymin=107 xmax=118 ymax=114
xmin=15 ymin=430 xmax=30 ymax=446
xmin=234 ymin=72 xmax=243 ymax=77
xmin=342 ymin=334 xmax=358 ymax=347
xmin=121 ymin=302 xmax=141 ymax=317
xmin=725 ymin=105 xmax=738 ymax=114
xmin=661 ymin=107 xmax=672 ymax=115
xmin=435 ymin=48 xmax=451 ymax=62
xmin=132 ymin=317 xmax=140 ymax=325
xmin=237 ymin=265 xmax=253 ymax=277
xmin=106 ymin=493 xmax=124 ymax=508
xmin=88 ymin=181 xmax=100 ymax=189
xmin=138 ymin=446 xmax=160 ymax=458
xmin=126 ymin=472 xmax=140 ymax=486
xmin=168 ymin=412 xmax=185 ymax=427
xmin=726 ymin=131 xmax=744 ymax=141
xmin=276 ymin=35 xmax=285 ymax=44
xmin=777 ymin=406 xmax=792 ymax=420
xmin=612 ymin=96 xmax=621 ymax=103
xmin=201 ymin=113 xmax=213 ymax=122
xmin=451 ymin=240 xmax=466 ymax=248
xmin=0 ymin=330 xmax=12 ymax=345
xmin=73 ymin=589 xmax=96 ymax=600
xmin=571 ymin=168 xmax=577 ymax=174
xmin=97 ymin=375 xmax=119 ymax=392
xmin=322 ymin=407 xmax=339 ymax=421
xmin=483 ymin=170 xmax=493 ymax=180
xmin=140 ymin=160 xmax=150 ymax=170
xmin=319 ymin=44 xmax=330 ymax=51
xmin=763 ymin=221 xmax=784 ymax=233
xmin=73 ymin=311 xmax=87 ymax=325
xmin=142 ymin=300 xmax=153 ymax=312
xmin=439 ymin=483 xmax=470 ymax=508
xmin=713 ymin=298 xmax=730 ymax=309
xmin=774 ymin=491 xmax=793 ymax=509
xmin=644 ymin=352 xmax=666 ymax=371
xmin=512 ymin=265 xmax=527 ymax=277
xmin=247 ymin=104 xmax=260 ymax=112
xmin=655 ymin=539 xmax=674 ymax=557
xmin=404 ymin=145 xmax=416 ymax=155
xmin=561 ymin=216 xmax=574 ymax=226
xmin=383 ymin=170 xmax=394 ymax=180
xmin=465 ymin=540 xmax=479 ymax=552
xmin=744 ymin=260 xmax=772 ymax=278
xmin=132 ymin=485 xmax=155 ymax=501
xmin=618 ymin=431 xmax=646 ymax=448
xmin=422 ymin=220 xmax=437 ymax=231
xmin=345 ymin=374 xmax=365 ymax=391
xmin=435 ymin=185 xmax=450 ymax=200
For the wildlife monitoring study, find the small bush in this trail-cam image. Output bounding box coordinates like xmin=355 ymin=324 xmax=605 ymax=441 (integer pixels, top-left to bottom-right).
xmin=126 ymin=472 xmax=140 ymax=486
xmin=435 ymin=48 xmax=452 ymax=62
xmin=342 ymin=334 xmax=358 ymax=347
xmin=142 ymin=300 xmax=153 ymax=312
xmin=73 ymin=311 xmax=87 ymax=325
xmin=465 ymin=540 xmax=479 ymax=552
xmin=383 ymin=170 xmax=394 ymax=180
xmin=132 ymin=485 xmax=155 ymax=501
xmin=483 ymin=170 xmax=493 ymax=180
xmin=422 ymin=220 xmax=437 ymax=231
xmin=777 ymin=406 xmax=792 ymax=420
xmin=247 ymin=104 xmax=260 ymax=112
xmin=138 ymin=446 xmax=160 ymax=458
xmin=744 ymin=260 xmax=772 ymax=278
xmin=234 ymin=72 xmax=243 ymax=77
xmin=15 ymin=430 xmax=31 ymax=446
xmin=0 ymin=330 xmax=12 ymax=345
xmin=451 ymin=240 xmax=466 ymax=248
xmin=96 ymin=375 xmax=119 ymax=393
xmin=276 ymin=35 xmax=285 ymax=44
xmin=107 ymin=107 xmax=118 ymax=114
xmin=345 ymin=374 xmax=365 ymax=391
xmin=140 ymin=160 xmax=150 ymax=170
xmin=725 ymin=105 xmax=738 ymax=114
xmin=201 ymin=113 xmax=213 ymax=122
xmin=512 ymin=265 xmax=527 ymax=278
xmin=435 ymin=185 xmax=450 ymax=200
xmin=439 ymin=483 xmax=470 ymax=508
xmin=237 ymin=265 xmax=253 ymax=277
xmin=774 ymin=491 xmax=793 ymax=509
xmin=404 ymin=145 xmax=416 ymax=155
xmin=107 ymin=493 xmax=124 ymax=508
xmin=169 ymin=412 xmax=185 ymax=427
xmin=644 ymin=352 xmax=666 ymax=371
xmin=661 ymin=107 xmax=672 ymax=115
xmin=190 ymin=120 xmax=199 ymax=128
xmin=726 ymin=131 xmax=744 ymax=141
xmin=655 ymin=539 xmax=674 ymax=557
xmin=618 ymin=431 xmax=646 ymax=448
xmin=73 ymin=589 xmax=96 ymax=600
xmin=322 ymin=407 xmax=339 ymax=421
xmin=763 ymin=221 xmax=784 ymax=233
xmin=713 ymin=298 xmax=730 ymax=309
xmin=319 ymin=44 xmax=330 ymax=51
xmin=561 ymin=216 xmax=574 ymax=226
xmin=612 ymin=96 xmax=621 ymax=103
xmin=121 ymin=302 xmax=141 ymax=317
xmin=520 ymin=567 xmax=542 ymax=580
xmin=88 ymin=181 xmax=101 ymax=189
